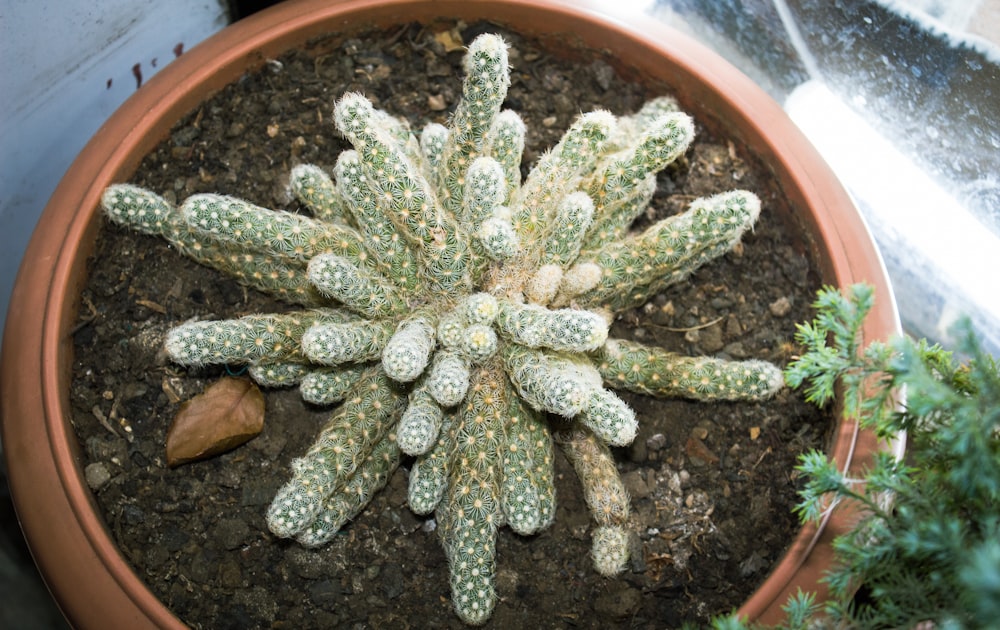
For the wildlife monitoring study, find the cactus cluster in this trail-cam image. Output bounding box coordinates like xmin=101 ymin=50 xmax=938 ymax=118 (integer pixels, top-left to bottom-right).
xmin=102 ymin=33 xmax=784 ymax=625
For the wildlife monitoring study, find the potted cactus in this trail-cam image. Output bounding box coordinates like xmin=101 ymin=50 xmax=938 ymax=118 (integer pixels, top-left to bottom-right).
xmin=0 ymin=0 xmax=899 ymax=628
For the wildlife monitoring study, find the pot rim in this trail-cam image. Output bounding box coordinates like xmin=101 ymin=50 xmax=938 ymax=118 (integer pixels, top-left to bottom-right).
xmin=1 ymin=0 xmax=901 ymax=627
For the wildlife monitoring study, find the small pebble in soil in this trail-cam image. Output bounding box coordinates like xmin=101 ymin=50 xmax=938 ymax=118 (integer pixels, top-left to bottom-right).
xmin=769 ymin=296 xmax=793 ymax=317
xmin=622 ymin=470 xmax=651 ymax=499
xmin=85 ymin=462 xmax=112 ymax=490
xmin=594 ymin=583 xmax=643 ymax=618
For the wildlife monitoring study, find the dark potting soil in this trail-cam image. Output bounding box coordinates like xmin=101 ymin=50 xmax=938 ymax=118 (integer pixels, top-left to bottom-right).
xmin=70 ymin=22 xmax=829 ymax=629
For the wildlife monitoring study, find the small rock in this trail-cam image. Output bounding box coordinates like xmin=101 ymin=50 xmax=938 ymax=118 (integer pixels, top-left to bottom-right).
xmin=723 ymin=341 xmax=748 ymax=358
xmin=626 ymin=436 xmax=648 ymax=463
xmin=427 ymin=94 xmax=446 ymax=111
xmin=739 ymin=551 xmax=768 ymax=576
xmin=594 ymin=583 xmax=642 ymax=619
xmin=84 ymin=462 xmax=112 ymax=491
xmin=643 ymin=470 xmax=658 ymax=493
xmin=769 ymin=296 xmax=792 ymax=317
xmin=699 ymin=322 xmax=724 ymax=352
xmin=188 ymin=549 xmax=213 ymax=582
xmin=685 ymin=435 xmax=719 ymax=467
xmin=218 ymin=557 xmax=243 ymax=588
xmin=646 ymin=433 xmax=667 ymax=451
xmin=589 ymin=59 xmax=615 ymax=91
xmin=381 ymin=563 xmax=404 ymax=600
xmin=85 ymin=435 xmax=128 ymax=466
xmin=308 ymin=580 xmax=346 ymax=608
xmin=725 ymin=313 xmax=743 ymax=337
xmin=287 ymin=547 xmax=326 ymax=580
xmin=621 ymin=470 xmax=650 ymax=499
xmin=214 ymin=517 xmax=251 ymax=550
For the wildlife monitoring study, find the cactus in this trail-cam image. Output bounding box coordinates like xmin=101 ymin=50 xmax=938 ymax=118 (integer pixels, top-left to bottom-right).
xmin=101 ymin=33 xmax=786 ymax=625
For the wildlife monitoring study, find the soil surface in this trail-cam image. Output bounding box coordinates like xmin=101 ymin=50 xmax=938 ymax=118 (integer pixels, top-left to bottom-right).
xmin=71 ymin=22 xmax=828 ymax=629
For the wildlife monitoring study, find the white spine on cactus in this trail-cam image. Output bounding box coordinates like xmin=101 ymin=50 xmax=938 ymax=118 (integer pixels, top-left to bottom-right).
xmin=382 ymin=316 xmax=436 ymax=382
xmin=436 ymin=312 xmax=467 ymax=350
xmin=608 ymin=95 xmax=681 ymax=151
xmin=462 ymin=157 xmax=506 ymax=225
xmin=397 ymin=387 xmax=445 ymax=456
xmin=591 ymin=524 xmax=630 ymax=576
xmin=420 ymin=122 xmax=449 ymax=177
xmin=289 ymin=163 xmax=347 ymax=224
xmin=302 ymin=320 xmax=392 ymax=365
xmin=294 ymin=435 xmax=400 ymax=547
xmin=478 ymin=214 xmax=521 ymax=261
xmin=408 ymin=412 xmax=453 ymax=515
xmin=102 ymin=184 xmax=176 ymax=234
xmin=182 ymin=193 xmax=349 ymax=263
xmin=512 ymin=110 xmax=616 ymax=238
xmin=426 ymin=351 xmax=471 ymax=407
xmin=307 ymin=253 xmax=400 ymax=319
xmin=299 ymin=366 xmax=366 ymax=405
xmin=505 ymin=346 xmax=602 ymax=417
xmin=461 ymin=323 xmax=499 ymax=364
xmin=497 ymin=301 xmax=609 ymax=352
xmin=248 ymin=362 xmax=310 ymax=387
xmin=460 ymin=293 xmax=499 ymax=326
xmin=579 ymin=388 xmax=638 ymax=446
xmin=555 ymin=262 xmax=603 ymax=305
xmin=524 ymin=263 xmax=563 ymax=306
xmin=484 ymin=110 xmax=526 ymax=203
xmin=539 ymin=191 xmax=595 ymax=267
xmin=436 ymin=33 xmax=510 ymax=216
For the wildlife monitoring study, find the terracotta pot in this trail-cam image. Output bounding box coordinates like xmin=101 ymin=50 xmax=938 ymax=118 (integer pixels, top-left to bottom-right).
xmin=0 ymin=0 xmax=900 ymax=627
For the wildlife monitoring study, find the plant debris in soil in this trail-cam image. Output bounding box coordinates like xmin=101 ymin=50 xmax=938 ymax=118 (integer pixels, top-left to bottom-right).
xmin=70 ymin=21 xmax=829 ymax=629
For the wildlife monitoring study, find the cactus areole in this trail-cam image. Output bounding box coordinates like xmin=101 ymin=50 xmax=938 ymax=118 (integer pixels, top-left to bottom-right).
xmin=101 ymin=34 xmax=785 ymax=625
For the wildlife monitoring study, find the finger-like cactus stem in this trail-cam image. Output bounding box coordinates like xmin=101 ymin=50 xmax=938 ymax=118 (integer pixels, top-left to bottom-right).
xmin=382 ymin=315 xmax=437 ymax=382
xmin=302 ymin=319 xmax=394 ymax=365
xmin=554 ymin=428 xmax=631 ymax=576
xmin=266 ymin=368 xmax=404 ymax=538
xmin=436 ymin=33 xmax=511 ymax=216
xmin=307 ymin=253 xmax=404 ymax=319
xmin=576 ymin=190 xmax=761 ymax=311
xmin=497 ymin=301 xmax=609 ymax=353
xmin=289 ymin=163 xmax=350 ymax=225
xmin=398 ymin=385 xmax=445 ymax=456
xmin=594 ymin=337 xmax=785 ymax=401
xmin=503 ymin=345 xmax=601 ymax=417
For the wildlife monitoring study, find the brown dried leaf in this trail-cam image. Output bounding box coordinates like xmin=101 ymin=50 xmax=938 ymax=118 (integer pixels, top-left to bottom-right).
xmin=166 ymin=377 xmax=265 ymax=467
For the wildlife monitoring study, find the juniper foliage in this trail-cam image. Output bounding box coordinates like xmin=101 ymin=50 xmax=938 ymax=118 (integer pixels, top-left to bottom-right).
xmin=719 ymin=284 xmax=1000 ymax=628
